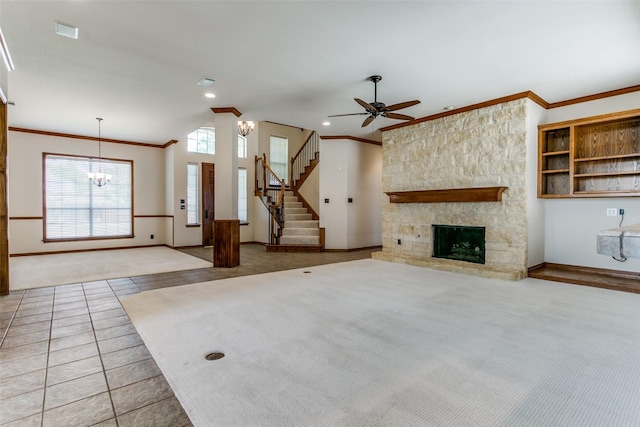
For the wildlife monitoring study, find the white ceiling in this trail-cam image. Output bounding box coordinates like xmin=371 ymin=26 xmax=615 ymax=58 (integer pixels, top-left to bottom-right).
xmin=1 ymin=1 xmax=639 ymax=144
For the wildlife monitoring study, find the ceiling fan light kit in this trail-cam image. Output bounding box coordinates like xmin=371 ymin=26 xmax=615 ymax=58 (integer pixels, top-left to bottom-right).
xmin=329 ymin=75 xmax=420 ymax=127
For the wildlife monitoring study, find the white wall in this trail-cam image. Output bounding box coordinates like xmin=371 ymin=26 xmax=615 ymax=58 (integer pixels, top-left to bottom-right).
xmin=298 ymin=165 xmax=319 ymax=215
xmin=8 ymin=131 xmax=168 ymax=254
xmin=320 ymin=138 xmax=382 ymax=250
xmin=347 ymin=141 xmax=383 ymax=249
xmin=539 ymin=92 xmax=640 ymax=272
xmin=526 ymin=100 xmax=546 ymax=267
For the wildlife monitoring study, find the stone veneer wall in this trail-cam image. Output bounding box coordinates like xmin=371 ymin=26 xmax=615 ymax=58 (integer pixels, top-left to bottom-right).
xmin=372 ymin=99 xmax=529 ymax=280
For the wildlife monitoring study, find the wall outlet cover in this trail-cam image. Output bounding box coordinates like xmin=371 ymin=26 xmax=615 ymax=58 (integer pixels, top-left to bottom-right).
xmin=606 ymin=208 xmax=617 ymax=216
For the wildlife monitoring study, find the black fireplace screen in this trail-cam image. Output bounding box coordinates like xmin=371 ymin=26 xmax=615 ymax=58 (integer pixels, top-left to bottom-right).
xmin=432 ymin=225 xmax=486 ymax=264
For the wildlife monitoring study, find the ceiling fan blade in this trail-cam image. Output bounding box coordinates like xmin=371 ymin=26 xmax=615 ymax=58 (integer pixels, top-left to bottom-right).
xmin=383 ymin=112 xmax=415 ymax=121
xmin=327 ymin=112 xmax=369 ymax=117
xmin=361 ymin=115 xmax=376 ymax=127
xmin=384 ymin=100 xmax=421 ymax=111
xmin=355 ymin=98 xmax=377 ymax=112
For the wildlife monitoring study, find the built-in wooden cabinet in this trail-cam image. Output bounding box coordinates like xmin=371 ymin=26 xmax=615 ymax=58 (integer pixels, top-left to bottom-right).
xmin=538 ymin=109 xmax=640 ymax=198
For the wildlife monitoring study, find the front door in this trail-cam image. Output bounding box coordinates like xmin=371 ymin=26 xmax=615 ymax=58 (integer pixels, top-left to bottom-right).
xmin=202 ymin=163 xmax=215 ymax=246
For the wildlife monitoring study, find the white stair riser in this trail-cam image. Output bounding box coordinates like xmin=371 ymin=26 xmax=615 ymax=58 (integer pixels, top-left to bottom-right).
xmin=280 ymin=236 xmax=320 ymax=245
xmin=285 ymin=214 xmax=312 ymax=221
xmin=285 ymin=220 xmax=319 ymax=228
xmin=284 ymin=208 xmax=307 ymax=214
xmin=282 ymin=228 xmax=320 ymax=236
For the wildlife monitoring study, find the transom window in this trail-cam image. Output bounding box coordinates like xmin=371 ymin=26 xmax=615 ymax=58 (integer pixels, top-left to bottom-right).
xmin=187 ymin=128 xmax=215 ymax=154
xmin=44 ymin=154 xmax=133 ymax=241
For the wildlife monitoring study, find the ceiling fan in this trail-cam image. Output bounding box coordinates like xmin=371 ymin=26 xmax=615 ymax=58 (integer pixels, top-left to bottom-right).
xmin=329 ymin=75 xmax=420 ymax=127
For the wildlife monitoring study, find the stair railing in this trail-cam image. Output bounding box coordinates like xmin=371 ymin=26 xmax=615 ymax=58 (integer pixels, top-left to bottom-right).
xmin=255 ymin=154 xmax=286 ymax=244
xmin=289 ymin=131 xmax=319 ymax=190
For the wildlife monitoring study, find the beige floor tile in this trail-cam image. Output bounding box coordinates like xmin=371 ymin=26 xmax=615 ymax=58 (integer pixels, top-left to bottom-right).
xmin=5 ymin=320 xmax=51 ymax=337
xmin=1 ymin=412 xmax=42 ymax=427
xmin=50 ymin=321 xmax=93 ymax=339
xmin=111 ymin=375 xmax=173 ymax=416
xmin=0 ymin=340 xmax=49 ymax=363
xmin=0 ymin=329 xmax=50 ymax=349
xmin=51 ymin=313 xmax=91 ymax=329
xmin=42 ymin=392 xmax=114 ymax=427
xmin=97 ymin=333 xmax=143 ymax=355
xmin=10 ymin=312 xmax=52 ymax=327
xmin=0 ymin=353 xmax=47 ymax=380
xmin=51 ymin=306 xmax=89 ymax=320
xmin=0 ymin=369 xmax=46 ymax=399
xmin=101 ymin=344 xmax=151 ymax=371
xmin=48 ymin=342 xmax=99 ymax=367
xmin=105 ymin=358 xmax=162 ymax=390
xmin=117 ymin=396 xmax=191 ymax=427
xmin=0 ymin=388 xmax=44 ymax=424
xmin=46 ymin=355 xmax=104 ymax=386
xmin=45 ymin=372 xmax=108 ymax=410
xmin=94 ymin=323 xmax=136 ymax=342
xmin=48 ymin=331 xmax=96 ymax=353
xmin=90 ymin=307 xmax=126 ymax=321
xmin=92 ymin=315 xmax=130 ymax=331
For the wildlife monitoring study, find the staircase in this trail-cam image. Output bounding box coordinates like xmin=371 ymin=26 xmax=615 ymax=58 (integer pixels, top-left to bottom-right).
xmin=280 ymin=191 xmax=321 ymax=246
xmin=259 ymin=131 xmax=323 ymax=252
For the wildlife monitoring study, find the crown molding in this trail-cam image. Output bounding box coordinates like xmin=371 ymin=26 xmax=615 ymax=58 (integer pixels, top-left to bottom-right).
xmin=320 ymin=135 xmax=381 ymax=146
xmin=379 ymin=85 xmax=640 ymax=133
xmin=8 ymin=127 xmax=166 ymax=148
xmin=211 ymin=107 xmax=242 ymax=117
xmin=547 ymin=84 xmax=640 ymax=109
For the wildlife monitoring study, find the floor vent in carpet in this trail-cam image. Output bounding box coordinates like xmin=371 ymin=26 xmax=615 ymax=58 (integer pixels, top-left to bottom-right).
xmin=205 ymin=352 xmax=225 ymax=361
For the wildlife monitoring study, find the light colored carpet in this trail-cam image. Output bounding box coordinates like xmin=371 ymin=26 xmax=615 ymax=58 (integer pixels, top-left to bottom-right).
xmin=122 ymin=259 xmax=640 ymax=426
xmin=10 ymin=246 xmax=212 ymax=290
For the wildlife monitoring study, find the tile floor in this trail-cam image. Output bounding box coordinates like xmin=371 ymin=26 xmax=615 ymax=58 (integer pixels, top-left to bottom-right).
xmin=0 ymin=244 xmax=377 ymax=426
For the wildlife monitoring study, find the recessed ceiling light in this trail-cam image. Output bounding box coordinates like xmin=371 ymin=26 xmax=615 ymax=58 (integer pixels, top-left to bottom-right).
xmin=54 ymin=21 xmax=78 ymax=39
xmin=197 ymin=76 xmax=216 ymax=87
xmin=322 ymin=121 xmax=330 ymax=126
xmin=444 ymin=106 xmax=455 ymax=111
xmin=204 ymin=93 xmax=215 ymax=98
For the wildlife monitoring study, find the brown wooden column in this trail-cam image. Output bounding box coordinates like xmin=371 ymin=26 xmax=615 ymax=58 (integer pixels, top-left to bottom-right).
xmin=0 ymin=101 xmax=8 ymax=295
xmin=213 ymin=219 xmax=239 ymax=267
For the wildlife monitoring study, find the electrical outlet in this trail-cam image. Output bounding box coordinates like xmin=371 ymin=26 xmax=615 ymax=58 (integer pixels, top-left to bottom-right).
xmin=606 ymin=208 xmax=617 ymax=216
xmin=150 ymin=234 xmax=154 ymax=239
xmin=620 ymin=208 xmax=625 ymax=215
xmin=397 ymin=239 xmax=401 ymax=245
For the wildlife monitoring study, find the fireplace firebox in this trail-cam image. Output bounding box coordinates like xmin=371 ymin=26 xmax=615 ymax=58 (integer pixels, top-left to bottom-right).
xmin=432 ymin=225 xmax=486 ymax=264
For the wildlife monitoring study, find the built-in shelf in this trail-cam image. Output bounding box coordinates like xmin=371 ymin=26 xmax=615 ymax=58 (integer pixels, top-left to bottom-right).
xmin=386 ymin=187 xmax=508 ymax=203
xmin=538 ymin=109 xmax=640 ymax=198
xmin=542 ymin=150 xmax=570 ymax=157
xmin=542 ymin=169 xmax=570 ymax=174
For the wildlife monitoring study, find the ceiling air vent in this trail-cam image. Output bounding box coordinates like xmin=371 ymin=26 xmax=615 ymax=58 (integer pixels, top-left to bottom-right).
xmin=197 ymin=76 xmax=216 ymax=87
xmin=54 ymin=21 xmax=78 ymax=39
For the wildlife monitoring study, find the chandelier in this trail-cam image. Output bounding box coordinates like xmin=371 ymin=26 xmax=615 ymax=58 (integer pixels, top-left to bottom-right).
xmin=237 ymin=120 xmax=255 ymax=137
xmin=87 ymin=117 xmax=112 ymax=187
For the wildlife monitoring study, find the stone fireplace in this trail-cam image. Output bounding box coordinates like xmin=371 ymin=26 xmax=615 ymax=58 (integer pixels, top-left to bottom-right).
xmin=372 ymin=97 xmax=540 ymax=281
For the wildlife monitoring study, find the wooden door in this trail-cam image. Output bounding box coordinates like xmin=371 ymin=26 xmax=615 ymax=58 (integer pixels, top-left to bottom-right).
xmin=202 ymin=163 xmax=215 ymax=246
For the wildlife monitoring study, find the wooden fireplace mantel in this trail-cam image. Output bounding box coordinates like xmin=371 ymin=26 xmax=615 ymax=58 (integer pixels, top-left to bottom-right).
xmin=385 ymin=187 xmax=508 ymax=203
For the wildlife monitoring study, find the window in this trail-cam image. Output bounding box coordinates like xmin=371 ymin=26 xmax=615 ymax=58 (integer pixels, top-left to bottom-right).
xmin=187 ymin=163 xmax=199 ymax=224
xmin=44 ymin=154 xmax=132 ymax=241
xmin=187 ymin=128 xmax=215 ymax=154
xmin=270 ymin=135 xmax=288 ymax=184
xmin=238 ymin=168 xmax=247 ymax=223
xmin=187 ymin=127 xmax=246 ymax=157
xmin=238 ymin=134 xmax=247 ymax=158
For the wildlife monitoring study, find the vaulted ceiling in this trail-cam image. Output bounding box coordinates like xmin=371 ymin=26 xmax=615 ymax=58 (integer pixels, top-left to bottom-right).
xmin=2 ymin=1 xmax=639 ymax=144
